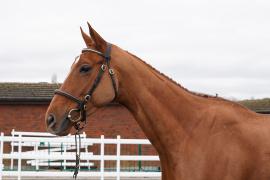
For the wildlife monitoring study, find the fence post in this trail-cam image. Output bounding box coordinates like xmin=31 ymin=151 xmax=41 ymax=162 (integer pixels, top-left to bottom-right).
xmin=100 ymin=135 xmax=104 ymax=180
xmin=35 ymin=142 xmax=39 ymax=171
xmin=18 ymin=134 xmax=22 ymax=180
xmin=10 ymin=129 xmax=14 ymax=170
xmin=83 ymin=132 xmax=90 ymax=170
xmin=116 ymin=135 xmax=121 ymax=180
xmin=85 ymin=143 xmax=90 ymax=170
xmin=138 ymin=144 xmax=142 ymax=171
xmin=63 ymin=144 xmax=66 ymax=170
xmin=60 ymin=143 xmax=63 ymax=170
xmin=0 ymin=132 xmax=4 ymax=180
xmin=48 ymin=142 xmax=50 ymax=167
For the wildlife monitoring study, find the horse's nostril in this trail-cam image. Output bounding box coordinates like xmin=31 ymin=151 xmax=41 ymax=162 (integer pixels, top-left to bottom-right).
xmin=47 ymin=114 xmax=56 ymax=128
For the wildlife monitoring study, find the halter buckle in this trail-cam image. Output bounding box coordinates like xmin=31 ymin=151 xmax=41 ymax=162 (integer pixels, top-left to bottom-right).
xmin=109 ymin=69 xmax=114 ymax=75
xmin=84 ymin=95 xmax=91 ymax=101
xmin=101 ymin=64 xmax=106 ymax=71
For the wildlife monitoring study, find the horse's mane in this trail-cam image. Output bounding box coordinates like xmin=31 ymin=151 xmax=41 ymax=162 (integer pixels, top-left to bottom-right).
xmin=126 ymin=51 xmax=217 ymax=97
xmin=125 ymin=51 xmax=248 ymax=108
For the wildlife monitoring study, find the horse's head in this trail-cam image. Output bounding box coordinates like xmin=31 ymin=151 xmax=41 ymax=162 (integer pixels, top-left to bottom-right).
xmin=45 ymin=23 xmax=119 ymax=136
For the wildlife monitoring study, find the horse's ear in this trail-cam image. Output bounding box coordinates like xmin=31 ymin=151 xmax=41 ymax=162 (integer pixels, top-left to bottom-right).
xmin=87 ymin=22 xmax=107 ymax=52
xmin=80 ymin=27 xmax=94 ymax=48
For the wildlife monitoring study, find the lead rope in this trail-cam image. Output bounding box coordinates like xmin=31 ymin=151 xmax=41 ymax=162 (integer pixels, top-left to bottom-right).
xmin=73 ymin=123 xmax=81 ymax=179
xmin=73 ymin=119 xmax=86 ymax=179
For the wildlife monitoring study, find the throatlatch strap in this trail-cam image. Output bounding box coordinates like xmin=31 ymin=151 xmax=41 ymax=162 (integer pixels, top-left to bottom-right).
xmin=104 ymin=43 xmax=112 ymax=62
xmin=104 ymin=43 xmax=118 ymax=99
xmin=110 ymin=75 xmax=118 ymax=99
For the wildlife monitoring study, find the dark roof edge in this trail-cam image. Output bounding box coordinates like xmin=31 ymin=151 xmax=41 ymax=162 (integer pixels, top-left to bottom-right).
xmin=0 ymin=97 xmax=52 ymax=101
xmin=0 ymin=98 xmax=122 ymax=106
xmin=0 ymin=101 xmax=51 ymax=105
xmin=0 ymin=97 xmax=52 ymax=105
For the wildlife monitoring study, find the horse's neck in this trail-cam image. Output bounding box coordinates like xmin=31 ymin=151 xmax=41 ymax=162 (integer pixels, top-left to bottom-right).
xmin=114 ymin=50 xmax=205 ymax=157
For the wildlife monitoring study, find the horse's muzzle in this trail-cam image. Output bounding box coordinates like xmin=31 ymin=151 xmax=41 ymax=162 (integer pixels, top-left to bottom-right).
xmin=46 ymin=113 xmax=71 ymax=136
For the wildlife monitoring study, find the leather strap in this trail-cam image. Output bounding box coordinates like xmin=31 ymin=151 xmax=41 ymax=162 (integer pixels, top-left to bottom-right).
xmin=54 ymin=42 xmax=117 ymax=120
xmin=53 ymin=43 xmax=117 ymax=180
xmin=55 ymin=89 xmax=84 ymax=106
xmin=104 ymin=43 xmax=118 ymax=99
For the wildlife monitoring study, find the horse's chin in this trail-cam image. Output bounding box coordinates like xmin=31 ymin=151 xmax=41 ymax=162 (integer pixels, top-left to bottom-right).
xmin=53 ymin=130 xmax=70 ymax=136
xmin=47 ymin=117 xmax=72 ymax=136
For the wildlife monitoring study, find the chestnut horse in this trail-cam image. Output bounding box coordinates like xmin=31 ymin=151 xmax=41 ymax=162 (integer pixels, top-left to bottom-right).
xmin=45 ymin=23 xmax=270 ymax=180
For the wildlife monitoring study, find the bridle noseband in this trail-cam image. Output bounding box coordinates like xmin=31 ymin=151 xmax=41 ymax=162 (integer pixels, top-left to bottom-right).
xmin=53 ymin=43 xmax=118 ymax=179
xmin=54 ymin=43 xmax=117 ymax=126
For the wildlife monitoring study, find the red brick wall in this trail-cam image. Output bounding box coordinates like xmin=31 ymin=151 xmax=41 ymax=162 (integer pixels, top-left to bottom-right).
xmin=0 ymin=103 xmax=158 ymax=165
xmin=0 ymin=104 xmax=48 ymax=134
xmin=85 ymin=105 xmax=147 ymax=138
xmin=0 ymin=104 xmax=146 ymax=139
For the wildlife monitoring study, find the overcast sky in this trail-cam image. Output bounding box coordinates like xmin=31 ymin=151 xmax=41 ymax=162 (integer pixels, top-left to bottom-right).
xmin=0 ymin=0 xmax=270 ymax=100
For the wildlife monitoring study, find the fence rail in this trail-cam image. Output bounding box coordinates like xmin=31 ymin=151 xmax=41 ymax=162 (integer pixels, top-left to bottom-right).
xmin=0 ymin=131 xmax=161 ymax=180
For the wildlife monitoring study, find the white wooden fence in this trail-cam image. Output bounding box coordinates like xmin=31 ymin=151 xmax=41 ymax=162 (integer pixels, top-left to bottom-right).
xmin=0 ymin=131 xmax=161 ymax=180
xmin=10 ymin=130 xmax=93 ymax=171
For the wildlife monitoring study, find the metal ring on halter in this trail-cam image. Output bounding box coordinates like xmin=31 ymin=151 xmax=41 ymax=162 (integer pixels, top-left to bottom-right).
xmin=109 ymin=69 xmax=114 ymax=75
xmin=101 ymin=64 xmax=106 ymax=71
xmin=84 ymin=95 xmax=90 ymax=101
xmin=67 ymin=108 xmax=83 ymax=123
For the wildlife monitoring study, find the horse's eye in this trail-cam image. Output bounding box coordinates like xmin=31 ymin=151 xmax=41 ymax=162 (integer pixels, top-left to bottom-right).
xmin=79 ymin=65 xmax=91 ymax=74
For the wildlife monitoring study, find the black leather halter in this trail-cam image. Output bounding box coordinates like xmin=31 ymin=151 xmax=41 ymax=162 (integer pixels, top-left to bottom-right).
xmin=54 ymin=43 xmax=118 ymax=126
xmin=54 ymin=43 xmax=117 ymax=179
